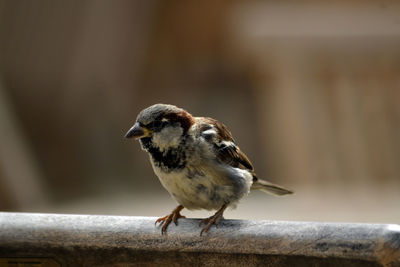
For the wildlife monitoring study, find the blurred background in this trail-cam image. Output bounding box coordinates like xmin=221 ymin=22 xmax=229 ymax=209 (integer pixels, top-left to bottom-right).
xmin=0 ymin=0 xmax=399 ymax=223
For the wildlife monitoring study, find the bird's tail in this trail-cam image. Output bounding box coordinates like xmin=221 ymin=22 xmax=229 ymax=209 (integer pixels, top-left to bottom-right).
xmin=251 ymin=178 xmax=293 ymax=196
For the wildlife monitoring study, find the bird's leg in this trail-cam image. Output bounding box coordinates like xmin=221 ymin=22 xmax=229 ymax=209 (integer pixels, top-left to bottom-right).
xmin=155 ymin=205 xmax=186 ymax=234
xmin=199 ymin=203 xmax=227 ymax=236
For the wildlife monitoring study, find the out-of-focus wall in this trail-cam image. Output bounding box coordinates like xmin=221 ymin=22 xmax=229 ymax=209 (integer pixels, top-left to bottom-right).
xmin=231 ymin=2 xmax=400 ymax=187
xmin=0 ymin=1 xmax=399 ymax=222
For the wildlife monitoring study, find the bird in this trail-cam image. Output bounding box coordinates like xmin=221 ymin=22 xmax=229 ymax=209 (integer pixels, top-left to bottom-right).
xmin=125 ymin=103 xmax=293 ymax=235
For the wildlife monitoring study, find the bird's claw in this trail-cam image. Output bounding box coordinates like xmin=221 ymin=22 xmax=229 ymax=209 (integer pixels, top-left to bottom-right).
xmin=155 ymin=205 xmax=185 ymax=234
xmin=173 ymin=213 xmax=186 ymax=225
xmin=199 ymin=214 xmax=223 ymax=236
xmin=199 ymin=204 xmax=227 ymax=236
xmin=155 ymin=215 xmax=169 ymax=226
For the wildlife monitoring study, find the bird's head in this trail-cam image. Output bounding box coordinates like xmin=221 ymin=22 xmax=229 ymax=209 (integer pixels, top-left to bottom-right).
xmin=125 ymin=104 xmax=195 ymax=150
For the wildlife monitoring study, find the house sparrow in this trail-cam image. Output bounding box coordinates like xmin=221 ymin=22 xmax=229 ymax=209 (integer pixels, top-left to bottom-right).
xmin=125 ymin=104 xmax=293 ymax=235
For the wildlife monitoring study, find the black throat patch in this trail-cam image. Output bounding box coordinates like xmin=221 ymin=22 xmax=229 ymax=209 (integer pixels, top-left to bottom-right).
xmin=140 ymin=137 xmax=186 ymax=172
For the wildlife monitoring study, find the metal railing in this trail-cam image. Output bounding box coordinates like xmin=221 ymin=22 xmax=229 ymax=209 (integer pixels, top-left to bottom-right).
xmin=0 ymin=212 xmax=399 ymax=266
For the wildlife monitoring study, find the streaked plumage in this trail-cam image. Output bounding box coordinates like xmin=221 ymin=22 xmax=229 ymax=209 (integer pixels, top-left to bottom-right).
xmin=126 ymin=103 xmax=293 ymax=235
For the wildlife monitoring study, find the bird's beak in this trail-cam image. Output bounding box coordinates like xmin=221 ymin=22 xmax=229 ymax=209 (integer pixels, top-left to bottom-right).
xmin=125 ymin=122 xmax=152 ymax=139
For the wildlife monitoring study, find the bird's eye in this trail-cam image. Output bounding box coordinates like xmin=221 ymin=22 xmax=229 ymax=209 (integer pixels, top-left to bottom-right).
xmin=146 ymin=118 xmax=170 ymax=131
xmin=153 ymin=121 xmax=161 ymax=128
xmin=148 ymin=120 xmax=167 ymax=130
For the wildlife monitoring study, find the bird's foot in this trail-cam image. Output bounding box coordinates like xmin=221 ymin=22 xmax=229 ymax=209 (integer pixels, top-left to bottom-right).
xmin=155 ymin=205 xmax=185 ymax=234
xmin=199 ymin=204 xmax=227 ymax=236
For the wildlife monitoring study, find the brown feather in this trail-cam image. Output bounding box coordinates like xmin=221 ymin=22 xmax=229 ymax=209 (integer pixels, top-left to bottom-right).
xmin=198 ymin=117 xmax=254 ymax=171
xmin=163 ymin=110 xmax=195 ymax=134
xmin=200 ymin=117 xmax=234 ymax=141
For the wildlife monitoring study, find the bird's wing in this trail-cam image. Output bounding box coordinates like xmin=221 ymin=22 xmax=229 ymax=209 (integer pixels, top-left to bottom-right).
xmin=197 ymin=117 xmax=254 ymax=171
xmin=196 ymin=117 xmax=293 ymax=196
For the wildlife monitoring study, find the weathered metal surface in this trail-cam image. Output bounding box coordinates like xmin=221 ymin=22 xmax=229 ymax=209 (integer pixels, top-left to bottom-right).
xmin=0 ymin=212 xmax=399 ymax=266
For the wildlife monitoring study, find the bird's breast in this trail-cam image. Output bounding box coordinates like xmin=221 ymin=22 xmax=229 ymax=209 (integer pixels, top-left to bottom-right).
xmin=151 ymin=160 xmax=252 ymax=211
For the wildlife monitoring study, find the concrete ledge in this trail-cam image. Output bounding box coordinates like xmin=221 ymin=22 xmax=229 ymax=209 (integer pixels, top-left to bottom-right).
xmin=0 ymin=212 xmax=399 ymax=266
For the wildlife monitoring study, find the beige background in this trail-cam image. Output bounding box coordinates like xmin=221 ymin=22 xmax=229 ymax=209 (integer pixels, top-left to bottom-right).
xmin=0 ymin=1 xmax=399 ymax=223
